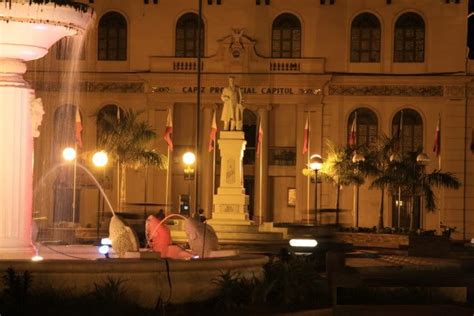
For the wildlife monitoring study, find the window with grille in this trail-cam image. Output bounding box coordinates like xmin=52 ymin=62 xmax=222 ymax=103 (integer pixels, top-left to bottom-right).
xmin=272 ymin=13 xmax=301 ymax=58
xmin=347 ymin=108 xmax=378 ymax=146
xmin=98 ymin=12 xmax=127 ymax=61
xmin=394 ymin=13 xmax=425 ymax=63
xmin=392 ymin=109 xmax=423 ymax=153
xmin=175 ymin=13 xmax=204 ymax=57
xmin=350 ymin=13 xmax=381 ymax=63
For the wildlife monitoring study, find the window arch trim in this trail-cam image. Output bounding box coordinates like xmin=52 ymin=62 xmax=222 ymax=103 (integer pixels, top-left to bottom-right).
xmin=271 ymin=13 xmax=302 ymax=58
xmin=393 ymin=11 xmax=426 ymax=63
xmin=350 ymin=12 xmax=382 ymax=63
xmin=98 ymin=11 xmax=128 ymax=61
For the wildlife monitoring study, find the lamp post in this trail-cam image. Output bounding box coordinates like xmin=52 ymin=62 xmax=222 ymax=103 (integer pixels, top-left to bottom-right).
xmin=62 ymin=147 xmax=77 ymax=224
xmin=390 ymin=152 xmax=402 ymax=227
xmin=183 ymin=151 xmax=196 ymax=215
xmin=92 ymin=151 xmax=108 ymax=240
xmin=309 ymin=154 xmax=323 ymax=225
xmin=416 ymin=152 xmax=430 ymax=229
xmin=352 ymin=151 xmax=365 ymax=227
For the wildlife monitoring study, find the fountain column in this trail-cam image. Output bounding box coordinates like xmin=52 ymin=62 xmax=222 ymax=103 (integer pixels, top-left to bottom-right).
xmin=0 ymin=58 xmax=34 ymax=257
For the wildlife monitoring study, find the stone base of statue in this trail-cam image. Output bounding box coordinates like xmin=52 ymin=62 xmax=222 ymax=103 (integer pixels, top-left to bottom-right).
xmin=209 ymin=131 xmax=252 ymax=225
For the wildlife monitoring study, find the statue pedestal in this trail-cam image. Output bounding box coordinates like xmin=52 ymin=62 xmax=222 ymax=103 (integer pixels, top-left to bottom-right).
xmin=209 ymin=131 xmax=252 ymax=225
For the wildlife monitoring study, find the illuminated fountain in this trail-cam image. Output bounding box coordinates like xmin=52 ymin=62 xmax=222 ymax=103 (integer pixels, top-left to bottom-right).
xmin=0 ymin=0 xmax=92 ymax=258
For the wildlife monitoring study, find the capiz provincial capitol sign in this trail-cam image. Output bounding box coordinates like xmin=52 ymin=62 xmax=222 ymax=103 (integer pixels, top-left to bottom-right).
xmin=152 ymin=86 xmax=320 ymax=95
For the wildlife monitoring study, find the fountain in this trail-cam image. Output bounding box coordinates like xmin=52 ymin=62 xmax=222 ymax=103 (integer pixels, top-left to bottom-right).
xmin=0 ymin=0 xmax=92 ymax=258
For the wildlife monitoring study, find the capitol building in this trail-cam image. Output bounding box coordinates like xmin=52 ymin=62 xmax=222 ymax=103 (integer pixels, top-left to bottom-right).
xmin=29 ymin=0 xmax=474 ymax=240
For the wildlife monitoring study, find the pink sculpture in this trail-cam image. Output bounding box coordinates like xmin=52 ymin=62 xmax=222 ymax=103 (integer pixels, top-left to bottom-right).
xmin=146 ymin=214 xmax=192 ymax=259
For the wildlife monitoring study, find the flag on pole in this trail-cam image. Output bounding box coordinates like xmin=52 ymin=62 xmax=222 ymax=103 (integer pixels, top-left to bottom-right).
xmin=163 ymin=110 xmax=173 ymax=151
xmin=208 ymin=111 xmax=217 ymax=152
xmin=302 ymin=116 xmax=309 ymax=155
xmin=348 ymin=113 xmax=357 ymax=146
xmin=256 ymin=119 xmax=263 ymax=157
xmin=394 ymin=110 xmax=404 ymax=152
xmin=433 ymin=115 xmax=441 ymax=157
xmin=75 ymin=107 xmax=83 ymax=148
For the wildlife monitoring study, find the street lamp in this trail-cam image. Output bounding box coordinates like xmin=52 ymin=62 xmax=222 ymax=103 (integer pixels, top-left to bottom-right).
xmin=183 ymin=151 xmax=196 ymax=180
xmin=390 ymin=152 xmax=403 ymax=227
xmin=309 ymin=154 xmax=323 ymax=225
xmin=416 ymin=152 xmax=430 ymax=229
xmin=352 ymin=151 xmax=365 ymax=227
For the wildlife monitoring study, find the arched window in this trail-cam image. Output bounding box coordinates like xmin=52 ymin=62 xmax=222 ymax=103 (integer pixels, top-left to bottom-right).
xmin=392 ymin=109 xmax=423 ymax=153
xmin=98 ymin=12 xmax=127 ymax=61
xmin=347 ymin=108 xmax=378 ymax=146
xmin=272 ymin=13 xmax=301 ymax=58
xmin=350 ymin=13 xmax=381 ymax=63
xmin=175 ymin=13 xmax=204 ymax=57
xmin=96 ymin=104 xmax=124 ymax=143
xmin=394 ymin=13 xmax=425 ymax=63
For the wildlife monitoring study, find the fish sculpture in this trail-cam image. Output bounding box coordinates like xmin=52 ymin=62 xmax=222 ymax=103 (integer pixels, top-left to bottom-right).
xmin=109 ymin=215 xmax=140 ymax=258
xmin=184 ymin=218 xmax=219 ymax=258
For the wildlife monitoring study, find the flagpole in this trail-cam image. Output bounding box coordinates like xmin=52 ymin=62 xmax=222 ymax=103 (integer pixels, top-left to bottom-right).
xmin=306 ymin=112 xmax=310 ymax=225
xmin=165 ymin=145 xmax=170 ymax=215
xmin=259 ymin=118 xmax=263 ymax=225
xmin=72 ymin=143 xmax=77 ymax=224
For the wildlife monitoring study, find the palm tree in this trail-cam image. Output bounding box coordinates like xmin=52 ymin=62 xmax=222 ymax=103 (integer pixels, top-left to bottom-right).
xmin=368 ymin=135 xmax=399 ymax=230
xmin=370 ymin=136 xmax=461 ymax=230
xmin=97 ymin=109 xmax=167 ymax=211
xmin=396 ymin=151 xmax=460 ymax=230
xmin=316 ymin=141 xmax=371 ymax=225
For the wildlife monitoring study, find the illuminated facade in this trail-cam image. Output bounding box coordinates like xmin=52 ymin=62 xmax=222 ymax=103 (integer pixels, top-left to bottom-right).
xmin=29 ymin=0 xmax=474 ymax=240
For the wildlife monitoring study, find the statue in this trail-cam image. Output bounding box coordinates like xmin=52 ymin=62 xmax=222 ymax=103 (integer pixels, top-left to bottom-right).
xmin=146 ymin=213 xmax=193 ymax=259
xmin=184 ymin=217 xmax=219 ymax=258
xmin=31 ymin=97 xmax=44 ymax=138
xmin=220 ymin=76 xmax=244 ymax=131
xmin=109 ymin=215 xmax=140 ymax=258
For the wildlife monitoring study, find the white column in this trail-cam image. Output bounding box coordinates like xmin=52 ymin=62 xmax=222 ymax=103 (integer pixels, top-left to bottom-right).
xmin=210 ymin=131 xmax=251 ymax=224
xmin=0 ymin=59 xmax=34 ymax=257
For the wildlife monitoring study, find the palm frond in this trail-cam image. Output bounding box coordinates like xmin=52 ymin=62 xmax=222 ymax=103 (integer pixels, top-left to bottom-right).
xmin=426 ymin=170 xmax=461 ymax=190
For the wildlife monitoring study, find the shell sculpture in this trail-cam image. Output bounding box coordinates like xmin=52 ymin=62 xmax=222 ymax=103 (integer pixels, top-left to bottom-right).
xmin=109 ymin=215 xmax=140 ymax=258
xmin=184 ymin=218 xmax=219 ymax=258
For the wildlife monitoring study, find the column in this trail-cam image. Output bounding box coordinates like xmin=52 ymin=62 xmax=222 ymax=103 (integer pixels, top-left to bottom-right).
xmin=199 ymin=105 xmax=214 ymax=218
xmin=210 ymin=131 xmax=251 ymax=225
xmin=254 ymin=106 xmax=270 ymax=224
xmin=0 ymin=59 xmax=34 ymax=257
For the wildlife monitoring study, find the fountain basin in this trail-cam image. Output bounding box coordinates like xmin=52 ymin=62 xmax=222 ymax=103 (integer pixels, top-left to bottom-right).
xmin=0 ymin=1 xmax=92 ymax=60
xmin=0 ymin=253 xmax=268 ymax=307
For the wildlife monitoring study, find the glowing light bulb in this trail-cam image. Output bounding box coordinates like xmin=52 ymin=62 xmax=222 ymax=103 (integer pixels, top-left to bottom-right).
xmin=92 ymin=151 xmax=108 ymax=167
xmin=289 ymin=239 xmax=318 ymax=248
xmin=99 ymin=245 xmax=110 ymax=255
xmin=31 ymin=255 xmax=43 ymax=262
xmin=183 ymin=152 xmax=196 ymax=165
xmin=62 ymin=147 xmax=76 ymax=161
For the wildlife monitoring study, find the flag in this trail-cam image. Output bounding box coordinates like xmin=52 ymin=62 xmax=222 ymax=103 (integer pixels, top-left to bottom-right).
xmin=348 ymin=113 xmax=357 ymax=146
xmin=163 ymin=110 xmax=173 ymax=151
xmin=433 ymin=115 xmax=441 ymax=157
xmin=75 ymin=107 xmax=83 ymax=148
xmin=208 ymin=111 xmax=217 ymax=152
xmin=302 ymin=116 xmax=309 ymax=155
xmin=256 ymin=119 xmax=263 ymax=157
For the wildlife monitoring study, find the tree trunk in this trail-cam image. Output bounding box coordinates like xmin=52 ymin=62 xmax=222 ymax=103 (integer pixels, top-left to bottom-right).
xmin=335 ymin=183 xmax=340 ymax=226
xmin=378 ymin=186 xmax=385 ymax=230
xmin=119 ymin=164 xmax=127 ymax=211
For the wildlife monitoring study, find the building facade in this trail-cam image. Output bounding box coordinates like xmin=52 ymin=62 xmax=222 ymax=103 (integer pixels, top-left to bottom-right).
xmin=29 ymin=0 xmax=474 ymax=240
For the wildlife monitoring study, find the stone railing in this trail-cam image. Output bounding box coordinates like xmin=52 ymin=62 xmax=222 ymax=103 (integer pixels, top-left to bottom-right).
xmin=150 ymin=57 xmax=204 ymax=72
xmin=149 ymin=56 xmax=324 ymax=73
